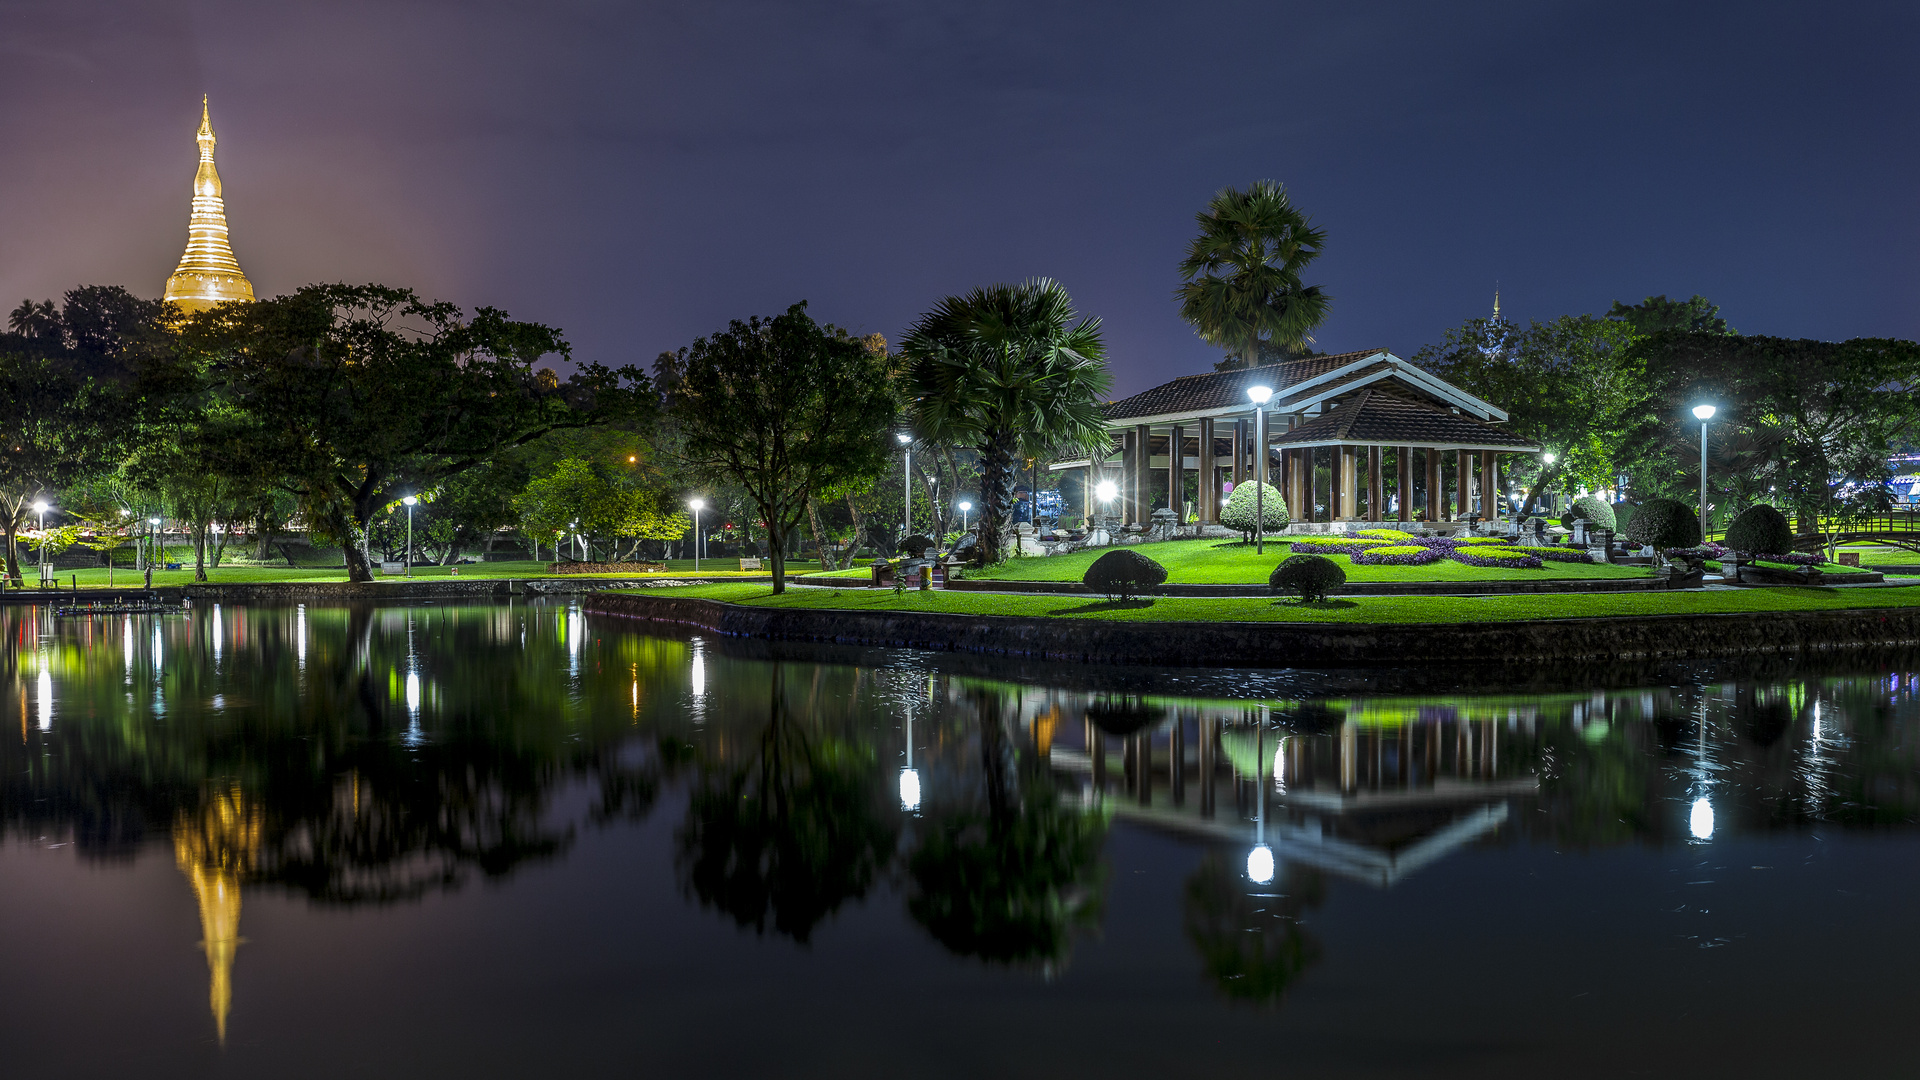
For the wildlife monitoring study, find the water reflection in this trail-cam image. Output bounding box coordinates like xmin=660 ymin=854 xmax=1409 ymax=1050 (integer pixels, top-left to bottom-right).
xmin=7 ymin=600 xmax=1920 ymax=1052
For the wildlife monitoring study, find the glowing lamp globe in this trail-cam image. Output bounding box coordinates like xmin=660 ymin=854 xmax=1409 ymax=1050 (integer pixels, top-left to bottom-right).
xmin=1246 ymin=385 xmax=1273 ymax=405
xmin=1095 ymin=480 xmax=1118 ymax=503
xmin=1692 ymin=404 xmax=1717 ymax=421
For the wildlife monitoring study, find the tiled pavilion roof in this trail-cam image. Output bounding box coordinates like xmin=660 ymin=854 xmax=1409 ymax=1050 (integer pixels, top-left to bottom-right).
xmin=1271 ymin=389 xmax=1537 ymax=450
xmin=1103 ymin=349 xmax=1387 ymax=422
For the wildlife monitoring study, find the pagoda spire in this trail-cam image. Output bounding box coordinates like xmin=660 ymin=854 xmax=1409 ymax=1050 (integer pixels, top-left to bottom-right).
xmin=163 ymin=96 xmax=255 ymax=314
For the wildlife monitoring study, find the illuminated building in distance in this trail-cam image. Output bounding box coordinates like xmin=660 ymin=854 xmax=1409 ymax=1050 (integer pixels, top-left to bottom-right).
xmin=162 ymin=97 xmax=255 ymax=313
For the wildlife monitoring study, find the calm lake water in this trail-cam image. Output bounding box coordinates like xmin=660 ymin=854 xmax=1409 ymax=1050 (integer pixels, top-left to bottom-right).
xmin=3 ymin=599 xmax=1918 ymax=1078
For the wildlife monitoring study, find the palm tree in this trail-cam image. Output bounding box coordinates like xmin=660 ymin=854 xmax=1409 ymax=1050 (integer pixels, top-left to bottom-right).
xmin=902 ymin=279 xmax=1110 ymax=563
xmin=1177 ymin=181 xmax=1330 ymax=371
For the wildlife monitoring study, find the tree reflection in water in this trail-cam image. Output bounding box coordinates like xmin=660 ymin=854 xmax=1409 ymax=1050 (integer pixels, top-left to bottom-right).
xmin=906 ymin=687 xmax=1109 ymax=968
xmin=676 ymin=663 xmax=898 ymax=944
xmin=1183 ymin=852 xmax=1323 ymax=1004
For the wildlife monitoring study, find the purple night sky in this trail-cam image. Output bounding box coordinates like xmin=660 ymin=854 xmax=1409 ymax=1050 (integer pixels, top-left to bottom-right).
xmin=2 ymin=1 xmax=1914 ymax=395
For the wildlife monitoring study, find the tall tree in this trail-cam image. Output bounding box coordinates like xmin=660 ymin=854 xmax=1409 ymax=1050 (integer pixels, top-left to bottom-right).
xmin=1606 ymin=294 xmax=1735 ymax=337
xmin=1415 ymin=314 xmax=1641 ymax=517
xmin=172 ymin=284 xmax=650 ymax=581
xmin=1176 ymin=180 xmax=1330 ymax=372
xmin=0 ymin=352 xmax=115 ymax=583
xmin=901 ymin=279 xmax=1110 ymax=564
xmin=656 ymin=302 xmax=897 ymax=592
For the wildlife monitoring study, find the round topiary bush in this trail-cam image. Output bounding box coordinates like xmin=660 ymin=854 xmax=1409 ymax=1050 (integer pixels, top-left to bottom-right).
xmin=1219 ymin=481 xmax=1289 ymax=543
xmin=1083 ymin=548 xmax=1168 ymax=601
xmin=1559 ymin=494 xmax=1616 ymax=531
xmin=1624 ymin=497 xmax=1700 ymax=550
xmin=1611 ymin=501 xmax=1634 ymax=536
xmin=898 ymin=534 xmax=936 ymax=558
xmin=1270 ymin=554 xmax=1346 ymax=603
xmin=1722 ymin=504 xmax=1793 ymax=556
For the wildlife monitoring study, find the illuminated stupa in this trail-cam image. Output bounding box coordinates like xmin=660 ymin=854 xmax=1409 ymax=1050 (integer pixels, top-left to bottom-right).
xmin=162 ymin=96 xmax=255 ymax=314
xmin=174 ymin=783 xmax=259 ymax=1045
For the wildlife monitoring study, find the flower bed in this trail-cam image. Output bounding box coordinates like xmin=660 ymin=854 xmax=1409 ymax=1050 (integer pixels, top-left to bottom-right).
xmin=1350 ymin=544 xmax=1443 ymax=566
xmin=1355 ymin=528 xmax=1415 ymax=542
xmin=1449 ymin=547 xmax=1543 ymax=569
xmin=1410 ymin=535 xmax=1512 ymax=550
xmin=1509 ymin=545 xmax=1594 ymax=564
xmin=1289 ymin=537 xmax=1393 ymax=555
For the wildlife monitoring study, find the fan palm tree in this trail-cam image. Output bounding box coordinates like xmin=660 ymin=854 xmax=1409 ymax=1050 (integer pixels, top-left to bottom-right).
xmin=902 ymin=279 xmax=1110 ymax=563
xmin=1177 ymin=181 xmax=1330 ymax=370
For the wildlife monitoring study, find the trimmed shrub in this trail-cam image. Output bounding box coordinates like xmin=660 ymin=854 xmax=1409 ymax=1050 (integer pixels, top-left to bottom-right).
xmin=1289 ymin=536 xmax=1390 ymax=555
xmin=1723 ymin=504 xmax=1793 ymax=556
xmin=1559 ymin=494 xmax=1617 ymax=531
xmin=1270 ymin=554 xmax=1346 ymax=602
xmin=898 ymin=534 xmax=936 ymax=558
xmin=1219 ymin=481 xmax=1289 ymax=542
xmin=1351 ymin=544 xmax=1443 ymax=566
xmin=1611 ymin=501 xmax=1634 ymax=535
xmin=1450 ymin=547 xmax=1544 ymax=569
xmin=1625 ymin=497 xmax=1700 ymax=549
xmin=1355 ymin=528 xmax=1415 ymax=541
xmin=1083 ymin=548 xmax=1167 ymax=601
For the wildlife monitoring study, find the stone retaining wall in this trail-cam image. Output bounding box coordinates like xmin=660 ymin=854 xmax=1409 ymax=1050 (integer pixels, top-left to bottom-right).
xmin=585 ymin=591 xmax=1920 ymax=668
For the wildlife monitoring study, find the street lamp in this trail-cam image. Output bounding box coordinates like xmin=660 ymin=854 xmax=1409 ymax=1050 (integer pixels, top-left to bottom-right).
xmin=897 ymin=432 xmax=913 ymax=539
xmin=689 ymin=498 xmax=706 ymax=571
xmin=402 ymin=495 xmax=418 ymax=577
xmin=1246 ymin=385 xmax=1273 ymax=554
xmin=148 ymin=517 xmax=162 ymax=573
xmin=1692 ymin=404 xmax=1716 ymax=537
xmin=31 ymin=500 xmax=49 ymax=581
xmin=958 ymin=500 xmax=972 ymax=533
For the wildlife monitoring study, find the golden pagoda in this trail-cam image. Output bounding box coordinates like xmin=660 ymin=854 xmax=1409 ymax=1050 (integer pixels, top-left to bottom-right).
xmin=174 ymin=783 xmax=259 ymax=1045
xmin=163 ymin=96 xmax=255 ymax=314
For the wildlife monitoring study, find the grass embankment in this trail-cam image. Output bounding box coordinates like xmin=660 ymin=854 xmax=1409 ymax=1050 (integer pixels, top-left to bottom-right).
xmin=962 ymin=538 xmax=1650 ymax=584
xmin=18 ymin=558 xmax=788 ymax=590
xmin=637 ymin=581 xmax=1920 ymax=625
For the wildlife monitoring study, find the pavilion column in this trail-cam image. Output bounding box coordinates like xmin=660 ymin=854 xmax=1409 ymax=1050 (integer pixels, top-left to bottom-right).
xmin=1482 ymin=452 xmax=1500 ymax=523
xmin=1367 ymin=446 xmax=1383 ymax=522
xmin=1426 ymin=449 xmax=1442 ymax=522
xmin=1456 ymin=449 xmax=1473 ymax=520
xmin=1169 ymin=424 xmax=1185 ymax=522
xmin=1197 ymin=418 xmax=1215 ymax=522
xmin=1338 ymin=447 xmax=1358 ymax=520
xmin=1231 ymin=419 xmax=1246 ymax=490
xmin=1134 ymin=424 xmax=1152 ymax=525
xmin=1397 ymin=447 xmax=1413 ymax=522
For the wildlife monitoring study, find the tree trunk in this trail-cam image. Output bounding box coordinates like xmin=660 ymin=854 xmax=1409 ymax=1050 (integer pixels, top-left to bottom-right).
xmin=844 ymin=492 xmax=869 ymax=563
xmin=192 ymin=520 xmax=208 ymax=582
xmin=765 ymin=507 xmax=790 ymax=593
xmin=976 ymin=430 xmax=1019 ymax=566
xmin=1 ymin=516 xmax=19 ymax=585
xmin=805 ymin=498 xmax=837 ymax=572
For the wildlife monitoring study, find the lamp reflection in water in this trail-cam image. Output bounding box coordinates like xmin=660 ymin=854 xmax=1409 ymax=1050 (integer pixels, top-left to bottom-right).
xmin=900 ymin=706 xmax=921 ymax=811
xmin=1690 ymin=796 xmax=1715 ymax=841
xmin=37 ymin=658 xmax=52 ymax=732
xmin=1247 ymin=709 xmax=1273 ymax=883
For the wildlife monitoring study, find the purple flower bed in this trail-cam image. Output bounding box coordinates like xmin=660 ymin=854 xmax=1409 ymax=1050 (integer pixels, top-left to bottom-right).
xmin=1350 ymin=544 xmax=1444 ymax=566
xmin=1411 ymin=536 xmax=1514 ymax=550
xmin=1763 ymin=551 xmax=1824 ymax=567
xmin=1449 ymin=548 xmax=1544 ymax=569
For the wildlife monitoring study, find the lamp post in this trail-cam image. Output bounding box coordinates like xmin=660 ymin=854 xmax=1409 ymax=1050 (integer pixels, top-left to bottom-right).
xmin=149 ymin=517 xmax=162 ymax=574
xmin=1246 ymin=385 xmax=1273 ymax=554
xmin=689 ymin=498 xmax=705 ymax=571
xmin=897 ymin=432 xmax=913 ymax=539
xmin=32 ymin=500 xmax=48 ymax=580
xmin=1692 ymin=404 xmax=1716 ymax=537
xmin=402 ymin=496 xmax=418 ymax=577
xmin=958 ymin=500 xmax=972 ymax=533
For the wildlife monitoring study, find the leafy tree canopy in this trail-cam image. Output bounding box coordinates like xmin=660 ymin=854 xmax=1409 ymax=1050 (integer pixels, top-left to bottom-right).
xmin=1176 ymin=180 xmax=1329 ymax=371
xmin=1606 ymin=294 xmax=1735 ymax=337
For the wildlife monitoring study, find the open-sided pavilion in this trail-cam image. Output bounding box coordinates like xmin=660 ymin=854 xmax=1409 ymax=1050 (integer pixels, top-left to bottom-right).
xmin=1054 ymin=348 xmax=1540 ymax=529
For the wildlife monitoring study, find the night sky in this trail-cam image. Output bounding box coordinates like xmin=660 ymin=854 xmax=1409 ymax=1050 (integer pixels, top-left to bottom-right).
xmin=3 ymin=1 xmax=1915 ymax=395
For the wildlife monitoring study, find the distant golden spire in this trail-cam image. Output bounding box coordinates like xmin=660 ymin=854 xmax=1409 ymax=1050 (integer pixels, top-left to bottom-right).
xmin=163 ymin=96 xmax=255 ymax=314
xmin=1492 ymin=287 xmax=1501 ymax=320
xmin=174 ymin=784 xmax=259 ymax=1045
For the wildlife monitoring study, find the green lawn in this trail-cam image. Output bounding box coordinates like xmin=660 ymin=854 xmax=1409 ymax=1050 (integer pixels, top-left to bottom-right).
xmin=962 ymin=538 xmax=1652 ymax=584
xmin=14 ymin=559 xmax=782 ymax=590
xmin=636 ymin=581 xmax=1920 ymax=625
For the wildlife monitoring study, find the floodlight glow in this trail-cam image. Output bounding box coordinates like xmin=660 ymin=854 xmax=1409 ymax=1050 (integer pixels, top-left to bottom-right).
xmin=899 ymin=767 xmax=922 ymax=811
xmin=1246 ymin=843 xmax=1275 ymax=884
xmin=1095 ymin=480 xmax=1119 ymax=502
xmin=148 ymin=517 xmax=162 ymax=526
xmin=1246 ymin=385 xmax=1273 ymax=405
xmin=1542 ymin=452 xmax=1557 ymax=464
xmin=959 ymin=501 xmax=972 ymax=512
xmin=1692 ymin=404 xmax=1717 ymax=421
xmin=689 ymin=498 xmax=706 ymax=511
xmin=402 ymin=495 xmax=418 ymax=506
xmin=31 ymin=501 xmax=48 ymax=513
xmin=896 ymin=432 xmax=912 ymax=444
xmin=1689 ymin=796 xmax=1715 ymax=840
